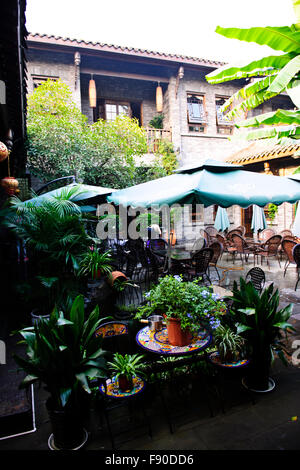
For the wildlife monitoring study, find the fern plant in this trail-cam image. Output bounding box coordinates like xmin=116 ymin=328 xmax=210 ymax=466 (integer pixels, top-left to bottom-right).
xmin=214 ymin=324 xmax=245 ymax=362
xmin=107 ymin=352 xmax=145 ymax=381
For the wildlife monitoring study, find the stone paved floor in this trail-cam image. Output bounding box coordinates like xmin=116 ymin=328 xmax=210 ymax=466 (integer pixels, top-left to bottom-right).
xmin=1 ymin=255 xmax=300 ymax=453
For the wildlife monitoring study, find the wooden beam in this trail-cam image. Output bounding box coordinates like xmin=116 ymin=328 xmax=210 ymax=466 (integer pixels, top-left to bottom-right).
xmin=81 ymin=68 xmax=169 ymax=83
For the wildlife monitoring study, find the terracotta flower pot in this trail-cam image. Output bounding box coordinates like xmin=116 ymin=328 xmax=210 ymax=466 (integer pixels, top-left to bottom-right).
xmin=164 ymin=316 xmax=193 ymax=347
xmin=108 ymin=271 xmax=127 ymax=286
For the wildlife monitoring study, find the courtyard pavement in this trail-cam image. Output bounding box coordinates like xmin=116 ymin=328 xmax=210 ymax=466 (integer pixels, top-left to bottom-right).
xmin=1 ymin=255 xmax=300 ymax=455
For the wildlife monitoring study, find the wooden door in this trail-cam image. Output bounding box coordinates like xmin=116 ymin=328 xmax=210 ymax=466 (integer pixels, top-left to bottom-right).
xmin=242 ymin=206 xmax=253 ymax=237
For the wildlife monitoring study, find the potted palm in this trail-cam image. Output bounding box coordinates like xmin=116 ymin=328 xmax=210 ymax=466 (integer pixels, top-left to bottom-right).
xmin=14 ymin=295 xmax=108 ymax=450
xmin=229 ymin=278 xmax=294 ymax=392
xmin=136 ymin=275 xmax=226 ymax=346
xmin=107 ymin=352 xmax=145 ymax=392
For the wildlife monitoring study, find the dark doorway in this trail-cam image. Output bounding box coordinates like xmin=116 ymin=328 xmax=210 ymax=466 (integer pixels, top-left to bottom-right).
xmin=131 ymin=102 xmax=142 ymax=126
xmin=242 ymin=206 xmax=253 ymax=237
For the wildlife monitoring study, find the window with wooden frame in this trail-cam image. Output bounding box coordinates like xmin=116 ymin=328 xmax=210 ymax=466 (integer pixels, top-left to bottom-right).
xmin=215 ymin=96 xmax=234 ymax=135
xmin=187 ymin=94 xmax=207 ymax=132
xmin=32 ymin=75 xmax=59 ymax=89
xmin=104 ymin=101 xmax=131 ymax=121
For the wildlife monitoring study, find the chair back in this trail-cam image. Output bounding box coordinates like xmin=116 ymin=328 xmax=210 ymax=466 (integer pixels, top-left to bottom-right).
xmin=259 ymin=228 xmax=275 ymax=242
xmin=263 ymin=235 xmax=282 ymax=254
xmin=191 ymin=248 xmax=214 ymax=276
xmin=282 ymin=239 xmax=297 ymax=263
xmin=209 ymin=241 xmax=223 ymax=264
xmin=231 ymin=233 xmax=245 ymax=252
xmin=149 ymin=238 xmax=168 ymax=252
xmin=292 ymin=244 xmax=300 ymax=267
xmin=227 ymin=229 xmax=243 ymax=243
xmin=280 ymin=229 xmax=293 ymax=238
xmin=200 ymin=228 xmax=211 ymax=245
xmin=245 ymin=267 xmax=265 ymax=293
xmin=205 ymin=226 xmax=218 ymax=237
xmin=95 ymin=321 xmax=131 ymax=353
xmin=235 ymin=225 xmax=246 ymax=236
xmin=191 ymin=237 xmax=206 ymax=253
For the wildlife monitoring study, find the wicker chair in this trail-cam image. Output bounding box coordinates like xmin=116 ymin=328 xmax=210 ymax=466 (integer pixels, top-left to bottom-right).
xmin=279 ymin=229 xmax=293 ymax=238
xmin=256 ymin=234 xmax=282 ymax=268
xmin=293 ymin=244 xmax=300 ymax=290
xmin=282 ymin=239 xmax=298 ymax=277
xmin=259 ymin=228 xmax=275 ymax=243
xmin=208 ymin=241 xmax=223 ymax=280
xmin=205 ymin=226 xmax=218 ymax=239
xmin=191 ymin=237 xmax=206 ymax=253
xmin=235 ymin=225 xmax=246 ymax=237
xmin=216 ymin=233 xmax=237 ymax=261
xmin=200 ymin=228 xmax=212 ymax=246
xmin=231 ymin=233 xmax=257 ymax=265
xmin=245 ymin=267 xmax=265 ymax=293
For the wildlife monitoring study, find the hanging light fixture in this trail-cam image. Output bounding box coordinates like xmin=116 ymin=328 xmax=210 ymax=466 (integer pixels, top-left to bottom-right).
xmin=89 ymin=74 xmax=97 ymax=108
xmin=156 ymin=82 xmax=163 ymax=113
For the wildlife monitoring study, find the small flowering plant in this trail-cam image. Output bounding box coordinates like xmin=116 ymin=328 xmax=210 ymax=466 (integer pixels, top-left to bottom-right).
xmin=136 ymin=275 xmax=226 ymax=334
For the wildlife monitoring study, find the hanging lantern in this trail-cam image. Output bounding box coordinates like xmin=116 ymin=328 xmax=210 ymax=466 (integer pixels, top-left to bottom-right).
xmin=89 ymin=76 xmax=97 ymax=108
xmin=0 ymin=176 xmax=19 ymax=195
xmin=0 ymin=141 xmax=9 ymax=162
xmin=156 ymin=83 xmax=163 ymax=113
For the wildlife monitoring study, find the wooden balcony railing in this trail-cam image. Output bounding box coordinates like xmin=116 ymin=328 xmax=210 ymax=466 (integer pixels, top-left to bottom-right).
xmin=145 ymin=127 xmax=172 ymax=153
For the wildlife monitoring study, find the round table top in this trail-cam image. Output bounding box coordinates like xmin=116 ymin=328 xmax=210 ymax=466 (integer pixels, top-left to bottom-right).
xmin=208 ymin=351 xmax=250 ymax=369
xmin=99 ymin=375 xmax=146 ymax=398
xmin=136 ymin=326 xmax=212 ymax=356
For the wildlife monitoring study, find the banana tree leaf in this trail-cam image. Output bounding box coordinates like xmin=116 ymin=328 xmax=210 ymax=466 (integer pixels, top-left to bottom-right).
xmin=235 ymin=109 xmax=300 ymax=128
xmin=214 ymin=25 xmax=300 ymax=54
xmin=206 ymin=54 xmax=293 ymax=84
xmin=293 ymin=0 xmax=300 ymax=26
xmin=220 ymin=76 xmax=277 ymax=114
xmin=268 ymin=54 xmax=300 ymax=93
xmin=287 ymin=79 xmax=300 ymax=107
xmin=225 ymin=88 xmax=279 ymax=120
xmin=231 ymin=124 xmax=300 ymax=141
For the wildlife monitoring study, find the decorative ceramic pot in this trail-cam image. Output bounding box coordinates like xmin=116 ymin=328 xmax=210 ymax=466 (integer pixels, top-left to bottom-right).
xmin=164 ymin=316 xmax=192 ymax=347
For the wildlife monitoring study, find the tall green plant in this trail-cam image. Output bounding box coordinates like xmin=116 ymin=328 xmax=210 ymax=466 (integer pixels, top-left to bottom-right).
xmin=14 ymin=295 xmax=108 ymax=410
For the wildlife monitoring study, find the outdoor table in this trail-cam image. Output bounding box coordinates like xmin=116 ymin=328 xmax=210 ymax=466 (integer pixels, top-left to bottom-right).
xmin=207 ymin=351 xmax=252 ymax=413
xmin=98 ymin=375 xmax=151 ymax=448
xmin=136 ymin=325 xmax=212 ymax=356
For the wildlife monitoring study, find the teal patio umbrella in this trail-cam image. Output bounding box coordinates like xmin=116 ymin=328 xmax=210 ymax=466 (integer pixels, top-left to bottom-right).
xmin=251 ymin=205 xmax=267 ymax=234
xmin=107 ymin=159 xmax=300 ymax=209
xmin=214 ymin=206 xmax=230 ymax=232
xmin=24 ymin=183 xmax=116 ymax=206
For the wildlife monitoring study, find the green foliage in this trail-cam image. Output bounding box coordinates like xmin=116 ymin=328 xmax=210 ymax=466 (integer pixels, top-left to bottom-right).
xmin=78 ymin=247 xmax=113 ymax=279
xmin=4 ymin=194 xmax=94 ymax=313
xmin=107 ymin=352 xmax=145 ymax=380
xmin=213 ymin=324 xmax=245 ymax=362
xmin=229 ymin=278 xmax=294 ymax=364
xmin=155 ymin=139 xmax=178 ymax=175
xmin=205 ymin=1 xmax=300 ymax=141
xmin=136 ymin=275 xmax=226 ymax=333
xmin=26 ymin=79 xmax=162 ymax=189
xmin=14 ymin=295 xmax=108 ymax=410
xmin=149 ymin=114 xmax=164 ymax=129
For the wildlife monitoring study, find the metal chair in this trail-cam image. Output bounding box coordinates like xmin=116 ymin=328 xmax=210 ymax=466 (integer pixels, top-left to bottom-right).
xmin=186 ymin=247 xmax=214 ymax=284
xmin=293 ymin=244 xmax=300 ymax=290
xmin=281 ymin=238 xmax=297 ymax=276
xmin=256 ymin=234 xmax=282 ymax=268
xmin=245 ymin=267 xmax=265 ymax=293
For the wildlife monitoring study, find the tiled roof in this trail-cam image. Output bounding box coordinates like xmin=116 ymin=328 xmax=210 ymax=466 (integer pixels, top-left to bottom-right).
xmin=226 ymin=140 xmax=300 ymax=165
xmin=27 ymin=33 xmax=225 ymax=68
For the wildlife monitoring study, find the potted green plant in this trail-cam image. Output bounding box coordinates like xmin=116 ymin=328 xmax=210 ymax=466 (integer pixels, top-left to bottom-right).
xmin=229 ymin=278 xmax=294 ymax=392
xmin=213 ymin=324 xmax=245 ymax=363
xmin=78 ymin=246 xmax=113 ymax=281
xmin=4 ymin=194 xmax=93 ymax=322
xmin=107 ymin=352 xmax=145 ymax=392
xmin=136 ymin=275 xmax=226 ymax=347
xmin=14 ymin=295 xmax=108 ymax=450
